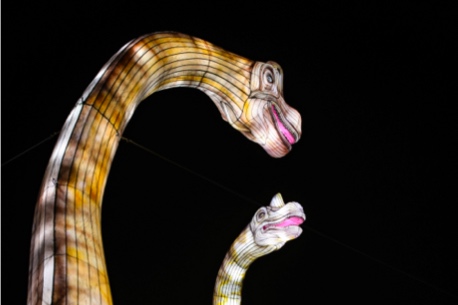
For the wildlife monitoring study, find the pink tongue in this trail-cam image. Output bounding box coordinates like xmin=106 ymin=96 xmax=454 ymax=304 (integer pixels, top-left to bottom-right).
xmin=272 ymin=106 xmax=296 ymax=144
xmin=276 ymin=216 xmax=304 ymax=227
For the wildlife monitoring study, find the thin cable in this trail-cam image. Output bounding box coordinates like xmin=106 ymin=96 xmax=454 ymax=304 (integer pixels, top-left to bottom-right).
xmin=4 ymin=133 xmax=456 ymax=301
xmin=1 ymin=132 xmax=59 ymax=167
xmin=122 ymin=136 xmax=458 ymax=302
xmin=304 ymin=225 xmax=458 ymax=301
xmin=121 ymin=137 xmax=261 ymax=207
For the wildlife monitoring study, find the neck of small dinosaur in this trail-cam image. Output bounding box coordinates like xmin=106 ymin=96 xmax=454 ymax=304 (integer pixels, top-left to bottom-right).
xmin=213 ymin=226 xmax=272 ymax=305
xmin=28 ymin=32 xmax=253 ymax=305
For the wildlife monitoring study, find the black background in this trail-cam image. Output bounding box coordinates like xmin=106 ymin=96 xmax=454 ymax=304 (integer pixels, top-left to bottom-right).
xmin=1 ymin=1 xmax=456 ymax=304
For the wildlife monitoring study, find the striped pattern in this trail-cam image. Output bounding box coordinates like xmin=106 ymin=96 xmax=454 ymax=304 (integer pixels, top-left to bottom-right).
xmin=214 ymin=193 xmax=305 ymax=305
xmin=27 ymin=32 xmax=302 ymax=305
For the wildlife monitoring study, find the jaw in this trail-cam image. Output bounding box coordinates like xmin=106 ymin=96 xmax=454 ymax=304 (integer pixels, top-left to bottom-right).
xmin=214 ymin=97 xmax=301 ymax=158
xmin=265 ymin=98 xmax=302 ymax=157
xmin=253 ymin=202 xmax=306 ymax=249
xmin=238 ymin=96 xmax=302 ymax=158
xmin=205 ymin=61 xmax=302 ymax=158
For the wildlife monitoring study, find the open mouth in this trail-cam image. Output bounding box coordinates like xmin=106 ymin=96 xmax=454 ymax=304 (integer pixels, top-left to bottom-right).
xmin=262 ymin=215 xmax=305 ymax=231
xmin=270 ymin=103 xmax=298 ymax=147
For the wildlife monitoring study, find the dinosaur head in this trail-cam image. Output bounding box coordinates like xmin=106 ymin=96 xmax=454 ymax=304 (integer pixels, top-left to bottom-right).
xmin=250 ymin=193 xmax=305 ymax=252
xmin=213 ymin=61 xmax=302 ymax=158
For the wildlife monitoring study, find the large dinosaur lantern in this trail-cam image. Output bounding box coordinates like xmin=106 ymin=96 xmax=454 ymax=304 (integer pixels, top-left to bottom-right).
xmin=27 ymin=32 xmax=302 ymax=305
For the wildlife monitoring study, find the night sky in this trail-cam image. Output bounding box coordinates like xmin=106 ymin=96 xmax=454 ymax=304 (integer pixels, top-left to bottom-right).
xmin=1 ymin=1 xmax=456 ymax=304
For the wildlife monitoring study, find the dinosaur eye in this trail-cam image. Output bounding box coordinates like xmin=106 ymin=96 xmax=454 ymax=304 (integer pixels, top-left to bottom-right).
xmin=266 ymin=73 xmax=274 ymax=84
xmin=256 ymin=208 xmax=267 ymax=221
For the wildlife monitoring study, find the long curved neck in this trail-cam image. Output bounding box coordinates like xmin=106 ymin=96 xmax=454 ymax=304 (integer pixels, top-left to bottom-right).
xmin=82 ymin=32 xmax=254 ymax=135
xmin=213 ymin=227 xmax=270 ymax=305
xmin=27 ymin=32 xmax=254 ymax=305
